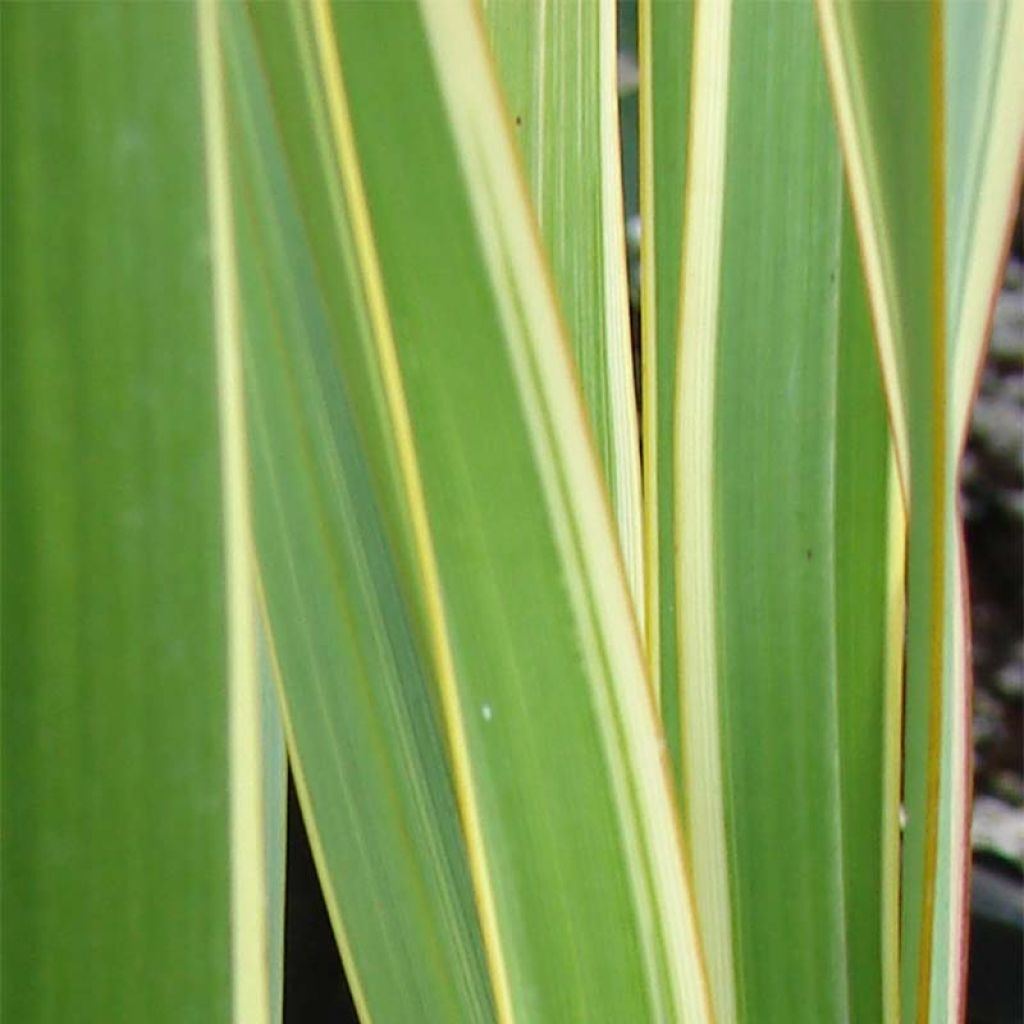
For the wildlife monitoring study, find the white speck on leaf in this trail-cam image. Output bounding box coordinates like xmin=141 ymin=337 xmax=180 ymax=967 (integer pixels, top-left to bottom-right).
xmin=481 ymin=703 xmax=493 ymax=723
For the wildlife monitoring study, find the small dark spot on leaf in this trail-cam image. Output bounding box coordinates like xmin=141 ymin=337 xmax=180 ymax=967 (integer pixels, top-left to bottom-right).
xmin=805 ymin=548 xmax=813 ymax=561
xmin=514 ymin=115 xmax=522 ymax=127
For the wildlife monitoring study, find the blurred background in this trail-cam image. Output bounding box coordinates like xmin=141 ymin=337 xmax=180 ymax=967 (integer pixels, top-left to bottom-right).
xmin=962 ymin=214 xmax=1023 ymax=1024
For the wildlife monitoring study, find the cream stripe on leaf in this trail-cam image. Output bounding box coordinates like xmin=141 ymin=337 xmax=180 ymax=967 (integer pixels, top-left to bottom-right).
xmin=814 ymin=4 xmax=1024 ymax=1020
xmin=330 ymin=0 xmax=712 ymax=1019
xmin=929 ymin=513 xmax=971 ymax=1024
xmin=483 ymin=0 xmax=646 ymax=634
xmin=196 ymin=6 xmax=271 ymax=1022
xmin=672 ymin=1 xmax=736 ymax=1020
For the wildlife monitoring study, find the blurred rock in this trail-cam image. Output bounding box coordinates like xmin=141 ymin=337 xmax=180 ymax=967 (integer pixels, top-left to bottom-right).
xmin=974 ymin=795 xmax=1024 ymax=865
xmin=966 ymin=246 xmax=1023 ymax=1023
xmin=966 ymin=255 xmax=1023 ymax=840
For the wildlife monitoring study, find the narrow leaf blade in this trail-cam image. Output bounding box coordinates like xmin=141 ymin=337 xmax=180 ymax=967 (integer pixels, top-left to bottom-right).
xmin=483 ymin=0 xmax=646 ymax=627
xmin=815 ymin=4 xmax=1024 ymax=1018
xmin=222 ymin=5 xmax=495 ymax=1019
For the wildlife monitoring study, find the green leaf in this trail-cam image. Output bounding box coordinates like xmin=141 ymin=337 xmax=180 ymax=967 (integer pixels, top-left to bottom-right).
xmin=221 ymin=5 xmax=494 ymax=1020
xmin=638 ymin=0 xmax=695 ymax=767
xmin=11 ymin=3 xmax=1008 ymax=1022
xmin=815 ymin=3 xmax=1024 ymax=1018
xmin=661 ymin=3 xmax=898 ymax=1019
xmin=230 ymin=0 xmax=714 ymax=1018
xmin=2 ymin=3 xmax=269 ymax=1020
xmin=834 ymin=198 xmax=904 ymax=1024
xmin=483 ymin=0 xmax=645 ymax=627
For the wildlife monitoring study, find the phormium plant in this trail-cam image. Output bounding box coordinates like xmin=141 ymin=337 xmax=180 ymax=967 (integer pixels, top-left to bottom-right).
xmin=3 ymin=2 xmax=1022 ymax=1022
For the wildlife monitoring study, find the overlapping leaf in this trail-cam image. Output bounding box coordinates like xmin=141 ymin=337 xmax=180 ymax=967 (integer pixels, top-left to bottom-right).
xmin=638 ymin=0 xmax=695 ymax=761
xmin=221 ymin=5 xmax=494 ymax=1019
xmin=222 ymin=0 xmax=710 ymax=1020
xmin=483 ymin=0 xmax=645 ymax=626
xmin=815 ymin=3 xmax=1024 ymax=1019
xmin=644 ymin=2 xmax=899 ymax=1020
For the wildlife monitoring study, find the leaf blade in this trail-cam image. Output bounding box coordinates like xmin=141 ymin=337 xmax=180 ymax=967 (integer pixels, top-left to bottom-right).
xmin=482 ymin=0 xmax=645 ymax=631
xmin=331 ymin=1 xmax=713 ymax=1018
xmin=668 ymin=6 xmax=899 ymax=1020
xmin=638 ymin=0 xmax=695 ymax=761
xmin=222 ymin=5 xmax=495 ymax=1018
xmin=1 ymin=4 xmax=269 ymax=1019
xmin=815 ymin=4 xmax=1024 ymax=1018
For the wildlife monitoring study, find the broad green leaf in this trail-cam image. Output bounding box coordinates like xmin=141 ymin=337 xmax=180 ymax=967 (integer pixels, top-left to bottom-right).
xmin=815 ymin=3 xmax=1024 ymax=1019
xmin=221 ymin=5 xmax=494 ymax=1020
xmin=483 ymin=0 xmax=645 ymax=628
xmin=638 ymin=0 xmax=695 ymax=766
xmin=327 ymin=0 xmax=710 ymax=1018
xmin=666 ymin=3 xmax=897 ymax=1020
xmin=2 ymin=3 xmax=269 ymax=1021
